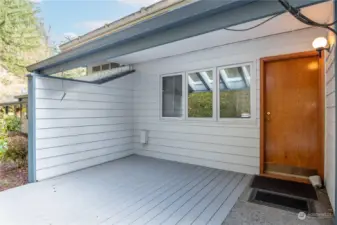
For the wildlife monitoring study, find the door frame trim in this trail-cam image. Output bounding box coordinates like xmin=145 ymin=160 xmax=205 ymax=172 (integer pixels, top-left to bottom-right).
xmin=260 ymin=51 xmax=325 ymax=183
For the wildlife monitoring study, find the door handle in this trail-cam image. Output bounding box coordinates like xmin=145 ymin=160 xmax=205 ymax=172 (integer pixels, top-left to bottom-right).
xmin=266 ymin=112 xmax=271 ymax=121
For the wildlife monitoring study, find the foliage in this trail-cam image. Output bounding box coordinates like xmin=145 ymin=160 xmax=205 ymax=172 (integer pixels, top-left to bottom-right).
xmin=54 ymin=67 xmax=87 ymax=79
xmin=0 ymin=133 xmax=7 ymax=155
xmin=219 ymin=90 xmax=250 ymax=118
xmin=3 ymin=115 xmax=21 ymax=132
xmin=188 ymin=92 xmax=213 ymax=118
xmin=188 ymin=90 xmax=250 ymax=118
xmin=0 ymin=0 xmax=45 ymax=76
xmin=1 ymin=135 xmax=28 ymax=167
xmin=0 ymin=113 xmax=22 ymax=158
xmin=0 ymin=115 xmax=8 ymax=157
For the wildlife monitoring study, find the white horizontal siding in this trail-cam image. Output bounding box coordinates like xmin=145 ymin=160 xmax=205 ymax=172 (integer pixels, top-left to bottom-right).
xmin=135 ymin=130 xmax=258 ymax=148
xmin=35 ymin=75 xmax=134 ymax=180
xmin=37 ymin=130 xmax=133 ymax=149
xmin=35 ymin=89 xmax=133 ymax=103
xmin=37 ymin=124 xmax=133 ymax=139
xmin=325 ymin=32 xmax=335 ymax=212
xmin=36 ymin=109 xmax=133 ymax=119
xmin=36 ymin=150 xmax=134 ymax=181
xmin=37 ymin=143 xmax=134 ymax=170
xmin=37 ymin=137 xmax=133 ymax=159
xmin=36 ymin=99 xmax=132 ymax=110
xmin=36 ymin=117 xmax=133 ymax=129
xmin=133 ymin=28 xmax=326 ymax=174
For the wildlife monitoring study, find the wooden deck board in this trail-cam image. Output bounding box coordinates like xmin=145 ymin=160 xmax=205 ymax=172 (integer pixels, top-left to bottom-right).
xmin=0 ymin=155 xmax=251 ymax=225
xmin=84 ymin=165 xmax=203 ymax=224
xmin=176 ymin=172 xmax=235 ymax=225
xmin=113 ymin=169 xmax=216 ymax=225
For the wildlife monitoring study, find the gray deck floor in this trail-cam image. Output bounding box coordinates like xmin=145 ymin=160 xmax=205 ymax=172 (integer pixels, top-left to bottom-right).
xmin=0 ymin=155 xmax=251 ymax=225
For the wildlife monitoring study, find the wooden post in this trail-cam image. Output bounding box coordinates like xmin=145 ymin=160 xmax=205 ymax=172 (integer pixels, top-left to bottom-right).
xmin=20 ymin=103 xmax=23 ymax=132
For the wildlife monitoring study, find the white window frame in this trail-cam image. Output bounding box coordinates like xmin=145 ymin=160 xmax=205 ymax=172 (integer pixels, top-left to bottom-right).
xmin=185 ymin=67 xmax=216 ymax=121
xmin=159 ymin=73 xmax=186 ymax=120
xmin=216 ymin=62 xmax=256 ymax=122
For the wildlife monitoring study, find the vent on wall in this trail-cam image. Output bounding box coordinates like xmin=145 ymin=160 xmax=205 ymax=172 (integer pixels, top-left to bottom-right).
xmin=91 ymin=63 xmax=121 ymax=73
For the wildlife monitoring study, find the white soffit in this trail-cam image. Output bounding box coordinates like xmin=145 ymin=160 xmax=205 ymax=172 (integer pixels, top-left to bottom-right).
xmin=110 ymin=1 xmax=331 ymax=64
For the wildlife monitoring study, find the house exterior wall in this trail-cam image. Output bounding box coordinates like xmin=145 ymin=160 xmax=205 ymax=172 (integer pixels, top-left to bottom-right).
xmin=133 ymin=27 xmax=327 ymax=175
xmin=325 ymin=32 xmax=336 ymax=211
xmin=34 ymin=75 xmax=134 ymax=180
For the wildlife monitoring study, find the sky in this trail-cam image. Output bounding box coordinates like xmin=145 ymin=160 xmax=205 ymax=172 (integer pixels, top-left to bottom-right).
xmin=30 ymin=0 xmax=160 ymax=46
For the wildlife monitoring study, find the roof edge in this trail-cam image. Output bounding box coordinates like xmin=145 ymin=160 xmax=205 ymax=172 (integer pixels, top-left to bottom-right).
xmin=60 ymin=0 xmax=193 ymax=52
xmin=27 ymin=0 xmax=250 ymax=73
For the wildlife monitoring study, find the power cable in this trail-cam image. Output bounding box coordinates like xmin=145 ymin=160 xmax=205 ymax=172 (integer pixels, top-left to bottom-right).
xmin=278 ymin=0 xmax=337 ymax=35
xmin=223 ymin=0 xmax=337 ymax=35
xmin=223 ymin=13 xmax=282 ymax=31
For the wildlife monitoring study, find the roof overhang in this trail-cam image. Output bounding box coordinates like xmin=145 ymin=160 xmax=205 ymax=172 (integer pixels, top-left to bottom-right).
xmin=27 ymin=0 xmax=328 ymax=75
xmin=14 ymin=94 xmax=28 ymax=100
xmin=0 ymin=101 xmax=28 ymax=107
xmin=59 ymin=0 xmax=194 ymax=52
xmin=111 ymin=1 xmax=331 ymax=65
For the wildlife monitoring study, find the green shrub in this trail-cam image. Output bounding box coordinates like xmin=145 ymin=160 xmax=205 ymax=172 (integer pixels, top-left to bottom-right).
xmin=1 ymin=136 xmax=28 ymax=167
xmin=0 ymin=138 xmax=7 ymax=152
xmin=0 ymin=141 xmax=7 ymax=159
xmin=188 ymin=90 xmax=250 ymax=118
xmin=188 ymin=92 xmax=213 ymax=117
xmin=219 ymin=90 xmax=250 ymax=118
xmin=4 ymin=115 xmax=21 ymax=132
xmin=0 ymin=118 xmax=8 ymax=154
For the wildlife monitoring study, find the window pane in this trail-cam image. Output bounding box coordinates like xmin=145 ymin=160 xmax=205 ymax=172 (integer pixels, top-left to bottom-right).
xmin=101 ymin=64 xmax=110 ymax=71
xmin=188 ymin=70 xmax=213 ymax=118
xmin=206 ymin=71 xmax=213 ymax=80
xmin=92 ymin=66 xmax=101 ymax=72
xmin=162 ymin=75 xmax=183 ymax=117
xmin=110 ymin=63 xmax=119 ymax=69
xmin=219 ymin=65 xmax=251 ymax=118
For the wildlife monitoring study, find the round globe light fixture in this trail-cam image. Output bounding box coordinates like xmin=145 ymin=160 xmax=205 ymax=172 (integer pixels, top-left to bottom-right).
xmin=312 ymin=37 xmax=328 ymax=50
xmin=312 ymin=37 xmax=330 ymax=57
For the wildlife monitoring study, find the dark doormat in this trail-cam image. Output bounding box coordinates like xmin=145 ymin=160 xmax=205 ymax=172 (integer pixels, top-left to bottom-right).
xmin=249 ymin=189 xmax=312 ymax=213
xmin=251 ymin=176 xmax=317 ymax=200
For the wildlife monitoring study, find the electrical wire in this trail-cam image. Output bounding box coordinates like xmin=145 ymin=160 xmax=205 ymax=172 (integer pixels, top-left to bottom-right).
xmin=223 ymin=0 xmax=337 ymax=36
xmin=278 ymin=0 xmax=337 ymax=35
xmin=223 ymin=13 xmax=283 ymax=31
xmin=279 ymin=0 xmax=334 ymax=26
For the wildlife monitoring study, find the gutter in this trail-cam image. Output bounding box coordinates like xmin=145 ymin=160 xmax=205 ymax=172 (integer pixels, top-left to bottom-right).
xmin=31 ymin=67 xmax=135 ymax=85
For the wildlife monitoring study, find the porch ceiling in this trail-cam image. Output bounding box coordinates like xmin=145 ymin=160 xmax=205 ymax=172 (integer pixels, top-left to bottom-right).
xmin=27 ymin=0 xmax=328 ymax=75
xmin=0 ymin=156 xmax=250 ymax=225
xmin=111 ymin=1 xmax=331 ymax=65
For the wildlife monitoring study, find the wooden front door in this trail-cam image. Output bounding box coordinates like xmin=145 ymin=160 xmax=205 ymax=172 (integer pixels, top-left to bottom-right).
xmin=260 ymin=51 xmax=324 ymax=182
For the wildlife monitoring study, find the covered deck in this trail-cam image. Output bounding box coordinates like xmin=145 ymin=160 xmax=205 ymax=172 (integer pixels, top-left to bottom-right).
xmin=0 ymin=156 xmax=250 ymax=225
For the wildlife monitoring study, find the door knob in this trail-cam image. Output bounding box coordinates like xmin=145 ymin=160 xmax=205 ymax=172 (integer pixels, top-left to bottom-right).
xmin=266 ymin=112 xmax=271 ymax=121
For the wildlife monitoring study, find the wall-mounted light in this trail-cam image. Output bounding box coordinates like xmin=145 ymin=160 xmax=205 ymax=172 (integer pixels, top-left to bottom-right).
xmin=312 ymin=37 xmax=330 ymax=57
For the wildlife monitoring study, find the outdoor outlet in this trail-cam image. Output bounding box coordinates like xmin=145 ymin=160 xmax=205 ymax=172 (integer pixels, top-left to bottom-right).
xmin=140 ymin=130 xmax=148 ymax=144
xmin=309 ymin=175 xmax=322 ymax=189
